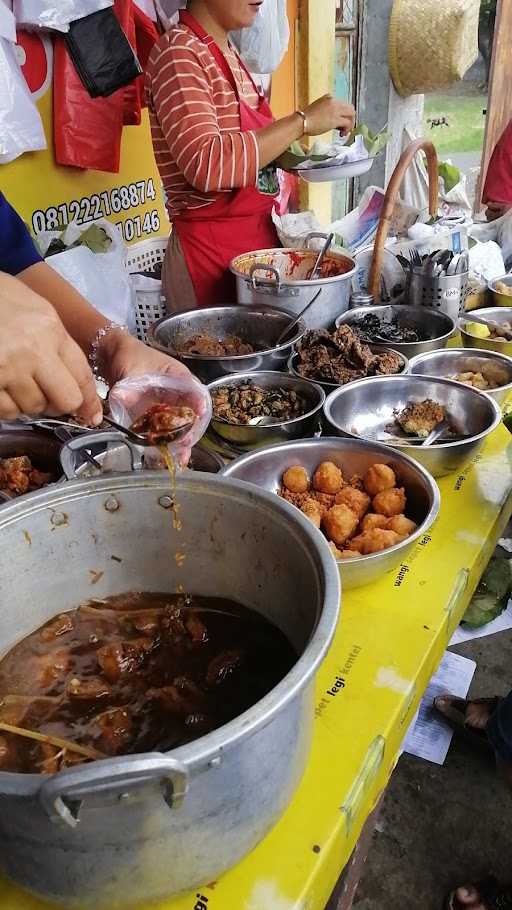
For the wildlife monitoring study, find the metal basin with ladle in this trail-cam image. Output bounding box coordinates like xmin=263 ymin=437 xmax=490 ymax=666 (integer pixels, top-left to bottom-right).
xmin=0 ymin=472 xmax=340 ymax=908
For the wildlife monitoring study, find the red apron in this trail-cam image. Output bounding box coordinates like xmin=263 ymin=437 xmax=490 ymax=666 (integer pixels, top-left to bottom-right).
xmin=483 ymin=120 xmax=512 ymax=206
xmin=172 ymin=10 xmax=279 ymax=308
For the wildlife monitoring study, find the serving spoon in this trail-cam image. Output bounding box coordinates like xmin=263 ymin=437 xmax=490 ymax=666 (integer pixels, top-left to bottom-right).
xmin=102 ymin=414 xmax=194 ymax=447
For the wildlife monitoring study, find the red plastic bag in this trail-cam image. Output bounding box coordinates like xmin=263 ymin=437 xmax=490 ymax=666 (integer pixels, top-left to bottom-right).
xmin=53 ymin=34 xmax=124 ymax=172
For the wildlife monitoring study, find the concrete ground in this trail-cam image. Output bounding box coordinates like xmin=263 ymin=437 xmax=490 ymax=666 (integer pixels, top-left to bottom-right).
xmin=354 ymin=622 xmax=512 ymax=908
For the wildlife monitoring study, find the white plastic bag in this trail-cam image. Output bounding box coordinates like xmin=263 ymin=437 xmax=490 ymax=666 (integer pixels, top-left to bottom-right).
xmin=468 ymin=241 xmax=505 ymax=284
xmin=153 ymin=0 xmax=184 ymax=29
xmin=0 ymin=35 xmax=46 ymax=163
xmin=231 ymin=0 xmax=289 ymax=74
xmin=13 ymin=0 xmax=113 ymax=32
xmin=39 ymin=220 xmax=136 ymax=333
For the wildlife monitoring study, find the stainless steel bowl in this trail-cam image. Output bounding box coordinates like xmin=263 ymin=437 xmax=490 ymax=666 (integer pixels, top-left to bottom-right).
xmin=336 ymin=305 xmax=456 ymax=358
xmin=221 ymin=437 xmax=440 ymax=589
xmin=460 ymin=307 xmax=512 ymax=356
xmin=489 ymin=275 xmax=512 ymax=307
xmin=147 ymin=306 xmax=306 ymax=382
xmin=209 ymin=372 xmax=325 ymax=449
xmin=288 ymin=346 xmax=409 ymax=393
xmin=409 ymin=347 xmax=512 ymax=407
xmin=323 ymin=374 xmax=502 ymax=478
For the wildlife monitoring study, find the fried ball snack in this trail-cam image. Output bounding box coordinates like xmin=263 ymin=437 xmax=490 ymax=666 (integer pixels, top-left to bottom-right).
xmin=301 ymin=498 xmax=323 ymax=529
xmin=387 ymin=515 xmax=417 ymax=537
xmin=283 ymin=465 xmax=309 ymax=494
xmin=329 ymin=542 xmax=343 ymax=559
xmin=372 ymin=487 xmax=406 ymax=517
xmin=349 ymin=528 xmax=401 ymax=554
xmin=363 ymin=464 xmax=396 ymax=496
xmin=334 ymin=486 xmax=371 ymax=520
xmin=322 ymin=504 xmax=359 ymax=547
xmin=339 ymin=549 xmax=361 ymax=559
xmin=360 ymin=513 xmax=389 ymax=533
xmin=313 ymin=461 xmax=343 ymax=494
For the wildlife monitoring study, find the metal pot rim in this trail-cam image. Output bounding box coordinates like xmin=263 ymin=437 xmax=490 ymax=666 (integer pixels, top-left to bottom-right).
xmin=324 ymin=374 xmax=503 ymax=451
xmin=230 ymin=247 xmax=357 ymax=286
xmin=0 ymin=472 xmax=340 ymax=790
xmin=147 ymin=305 xmax=307 ymax=361
xmin=208 ymin=371 xmax=326 ymax=429
xmin=221 ymin=436 xmax=440 ymax=567
xmin=408 ymin=347 xmax=512 ymax=395
xmin=336 ymin=305 xmax=456 ymax=348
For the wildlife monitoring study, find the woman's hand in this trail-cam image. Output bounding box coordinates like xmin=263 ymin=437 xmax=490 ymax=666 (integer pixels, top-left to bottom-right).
xmin=0 ymin=273 xmax=102 ymax=424
xmin=304 ymin=95 xmax=356 ymax=136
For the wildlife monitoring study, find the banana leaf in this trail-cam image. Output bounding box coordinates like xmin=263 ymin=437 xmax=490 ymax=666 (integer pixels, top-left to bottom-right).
xmin=462 ymin=557 xmax=512 ymax=628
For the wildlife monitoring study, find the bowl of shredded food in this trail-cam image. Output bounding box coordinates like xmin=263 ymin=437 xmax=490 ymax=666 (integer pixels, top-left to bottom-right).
xmin=208 ymin=372 xmax=325 ymax=448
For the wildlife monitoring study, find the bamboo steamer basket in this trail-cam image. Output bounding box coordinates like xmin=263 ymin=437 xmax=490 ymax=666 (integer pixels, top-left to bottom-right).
xmin=389 ymin=0 xmax=480 ymax=98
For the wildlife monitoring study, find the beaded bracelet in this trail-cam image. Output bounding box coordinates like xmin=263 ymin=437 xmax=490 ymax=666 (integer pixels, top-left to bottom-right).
xmin=89 ymin=322 xmax=128 ymax=381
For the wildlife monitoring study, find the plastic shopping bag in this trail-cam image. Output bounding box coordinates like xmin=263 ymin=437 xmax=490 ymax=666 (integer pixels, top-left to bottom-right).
xmin=231 ymin=0 xmax=290 ymax=74
xmin=0 ymin=35 xmax=46 ymax=163
xmin=38 ymin=220 xmax=136 ymax=333
xmin=65 ymin=7 xmax=142 ymax=98
xmin=153 ymin=0 xmax=185 ymax=29
xmin=13 ymin=0 xmax=113 ymax=33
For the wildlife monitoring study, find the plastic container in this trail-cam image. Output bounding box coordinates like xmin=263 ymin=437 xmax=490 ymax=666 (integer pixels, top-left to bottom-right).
xmin=108 ymin=372 xmax=212 ymax=466
xmin=125 ymin=237 xmax=169 ymax=342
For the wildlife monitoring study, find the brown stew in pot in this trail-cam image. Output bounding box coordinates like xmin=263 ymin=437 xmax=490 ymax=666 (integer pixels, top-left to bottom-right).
xmin=0 ymin=593 xmax=296 ymax=774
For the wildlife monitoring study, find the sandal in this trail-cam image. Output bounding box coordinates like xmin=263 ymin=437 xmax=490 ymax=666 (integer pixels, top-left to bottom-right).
xmin=433 ymin=696 xmax=500 ymax=755
xmin=445 ymin=876 xmax=512 ymax=909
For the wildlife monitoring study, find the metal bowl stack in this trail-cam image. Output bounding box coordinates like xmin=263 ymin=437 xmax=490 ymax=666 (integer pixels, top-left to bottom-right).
xmin=409 ymin=347 xmax=512 ymax=407
xmin=222 ymin=437 xmax=440 ymax=589
xmin=323 ymin=374 xmax=501 ymax=478
xmin=208 ymin=372 xmax=325 ymax=449
xmin=336 ymin=305 xmax=455 ymax=358
xmin=147 ymin=305 xmax=306 ymax=382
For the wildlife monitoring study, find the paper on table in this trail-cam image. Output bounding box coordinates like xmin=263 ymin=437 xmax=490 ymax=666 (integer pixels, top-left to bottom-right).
xmin=402 ymin=651 xmax=476 ymax=765
xmin=450 ymin=600 xmax=512 ymax=646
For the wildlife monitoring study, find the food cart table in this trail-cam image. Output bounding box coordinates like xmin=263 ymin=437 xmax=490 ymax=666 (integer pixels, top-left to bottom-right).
xmin=2 ymin=425 xmax=512 ymax=910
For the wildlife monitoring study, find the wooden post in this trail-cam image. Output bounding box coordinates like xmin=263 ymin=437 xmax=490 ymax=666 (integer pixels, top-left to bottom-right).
xmin=298 ymin=0 xmax=337 ymax=224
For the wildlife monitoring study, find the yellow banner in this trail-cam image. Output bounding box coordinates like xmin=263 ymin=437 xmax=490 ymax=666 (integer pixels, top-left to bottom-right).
xmin=1 ymin=32 xmax=167 ymax=246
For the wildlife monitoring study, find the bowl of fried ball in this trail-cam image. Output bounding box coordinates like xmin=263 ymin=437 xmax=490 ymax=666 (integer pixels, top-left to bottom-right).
xmin=222 ymin=437 xmax=439 ymax=589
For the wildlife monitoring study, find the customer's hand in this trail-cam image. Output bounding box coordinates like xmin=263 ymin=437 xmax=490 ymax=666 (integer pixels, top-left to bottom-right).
xmin=304 ymin=95 xmax=356 ymax=136
xmin=0 ymin=273 xmax=102 ymax=424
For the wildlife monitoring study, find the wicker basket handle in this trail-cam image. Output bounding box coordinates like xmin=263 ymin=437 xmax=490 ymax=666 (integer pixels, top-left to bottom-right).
xmin=368 ymin=139 xmax=439 ymax=301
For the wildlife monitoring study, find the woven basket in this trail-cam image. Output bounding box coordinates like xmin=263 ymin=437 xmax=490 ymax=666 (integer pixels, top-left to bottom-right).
xmin=389 ymin=0 xmax=480 ymax=98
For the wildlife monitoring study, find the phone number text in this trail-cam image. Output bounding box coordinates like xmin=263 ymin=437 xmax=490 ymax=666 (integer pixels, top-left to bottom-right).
xmin=32 ymin=179 xmax=159 ymax=233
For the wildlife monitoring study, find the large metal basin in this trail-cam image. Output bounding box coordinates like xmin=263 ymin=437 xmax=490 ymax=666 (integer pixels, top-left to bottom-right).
xmin=222 ymin=438 xmax=440 ymax=589
xmin=336 ymin=305 xmax=455 ymax=358
xmin=0 ymin=473 xmax=340 ymax=908
xmin=324 ymin=375 xmax=501 ymax=478
xmin=147 ymin=305 xmax=306 ymax=382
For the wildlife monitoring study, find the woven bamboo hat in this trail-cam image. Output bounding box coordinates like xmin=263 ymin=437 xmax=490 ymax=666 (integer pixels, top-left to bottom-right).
xmin=389 ymin=0 xmax=480 ymax=98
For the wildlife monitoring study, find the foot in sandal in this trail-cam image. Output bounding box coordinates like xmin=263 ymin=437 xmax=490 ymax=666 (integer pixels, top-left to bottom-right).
xmin=445 ymin=877 xmax=512 ymax=909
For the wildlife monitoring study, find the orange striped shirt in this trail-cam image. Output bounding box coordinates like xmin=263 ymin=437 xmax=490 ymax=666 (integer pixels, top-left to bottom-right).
xmin=145 ymin=22 xmax=261 ymax=218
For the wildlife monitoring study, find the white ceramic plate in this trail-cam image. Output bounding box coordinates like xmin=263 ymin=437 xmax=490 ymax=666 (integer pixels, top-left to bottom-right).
xmin=293 ymin=157 xmax=375 ymax=184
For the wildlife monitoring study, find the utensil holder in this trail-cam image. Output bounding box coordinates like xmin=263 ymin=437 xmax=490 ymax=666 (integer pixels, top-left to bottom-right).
xmin=368 ymin=139 xmax=439 ymax=302
xmin=407 ymin=270 xmax=469 ymax=322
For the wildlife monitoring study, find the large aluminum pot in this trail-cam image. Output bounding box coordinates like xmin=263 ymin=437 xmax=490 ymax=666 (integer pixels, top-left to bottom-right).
xmin=0 ymin=473 xmax=340 ymax=908
xmin=222 ymin=437 xmax=440 ymax=590
xmin=231 ymin=238 xmax=356 ymax=330
xmin=147 ymin=305 xmax=305 ymax=382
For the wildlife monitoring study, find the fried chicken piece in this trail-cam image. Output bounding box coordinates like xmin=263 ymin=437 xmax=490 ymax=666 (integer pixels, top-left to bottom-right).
xmin=322 ymin=504 xmax=359 ymax=547
xmin=360 ymin=513 xmax=389 ymax=532
xmin=282 ymin=465 xmax=309 ymax=494
xmin=334 ymin=486 xmax=371 ymax=520
xmin=301 ymin=498 xmax=323 ymax=529
xmin=395 ymin=400 xmax=445 ymax=438
xmin=339 ymin=549 xmax=361 ymax=559
xmin=363 ymin=464 xmax=396 ymax=496
xmin=372 ymin=487 xmax=406 ymax=517
xmin=313 ymin=461 xmax=343 ymax=494
xmin=387 ymin=515 xmax=417 ymax=537
xmin=348 ymin=529 xmax=401 ymax=554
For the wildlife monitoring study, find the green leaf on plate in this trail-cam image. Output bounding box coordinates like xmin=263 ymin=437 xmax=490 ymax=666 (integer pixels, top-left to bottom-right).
xmin=346 ymin=123 xmax=390 ymax=156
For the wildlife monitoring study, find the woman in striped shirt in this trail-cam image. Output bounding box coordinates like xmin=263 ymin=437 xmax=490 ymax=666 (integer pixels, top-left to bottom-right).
xmin=146 ymin=0 xmax=355 ymax=310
